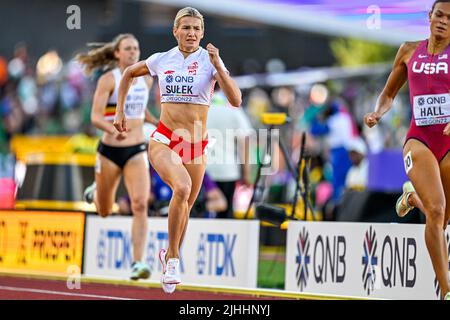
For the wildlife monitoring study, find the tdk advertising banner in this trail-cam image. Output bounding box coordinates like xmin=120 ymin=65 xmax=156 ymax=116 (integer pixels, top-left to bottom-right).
xmin=84 ymin=216 xmax=259 ymax=288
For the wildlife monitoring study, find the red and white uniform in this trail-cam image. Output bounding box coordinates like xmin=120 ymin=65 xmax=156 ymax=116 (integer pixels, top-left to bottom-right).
xmin=145 ymin=46 xmax=229 ymax=163
xmin=145 ymin=46 xmax=228 ymax=106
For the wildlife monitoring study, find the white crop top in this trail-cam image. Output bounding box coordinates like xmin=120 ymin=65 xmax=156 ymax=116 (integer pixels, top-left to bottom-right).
xmin=104 ymin=68 xmax=149 ymax=121
xmin=145 ymin=46 xmax=228 ymax=106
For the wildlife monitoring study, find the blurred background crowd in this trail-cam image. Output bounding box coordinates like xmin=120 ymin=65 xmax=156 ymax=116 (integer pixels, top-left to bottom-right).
xmin=0 ymin=0 xmax=431 ymax=223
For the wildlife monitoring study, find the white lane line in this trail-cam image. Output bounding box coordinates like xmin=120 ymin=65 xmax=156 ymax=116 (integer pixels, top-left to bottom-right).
xmin=0 ymin=285 xmax=138 ymax=300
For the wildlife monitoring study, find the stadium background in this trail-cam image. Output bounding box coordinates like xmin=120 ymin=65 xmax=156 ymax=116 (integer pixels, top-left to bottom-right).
xmin=0 ymin=0 xmax=445 ymax=300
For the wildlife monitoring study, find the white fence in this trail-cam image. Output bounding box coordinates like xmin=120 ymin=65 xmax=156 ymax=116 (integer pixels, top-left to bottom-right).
xmin=286 ymin=221 xmax=450 ymax=300
xmin=84 ymin=216 xmax=260 ymax=288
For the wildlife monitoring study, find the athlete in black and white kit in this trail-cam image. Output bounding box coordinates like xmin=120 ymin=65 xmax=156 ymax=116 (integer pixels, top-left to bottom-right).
xmin=77 ymin=34 xmax=158 ymax=280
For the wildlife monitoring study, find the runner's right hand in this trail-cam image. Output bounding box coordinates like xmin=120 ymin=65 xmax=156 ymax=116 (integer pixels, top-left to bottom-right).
xmin=115 ymin=131 xmax=128 ymax=141
xmin=364 ymin=112 xmax=382 ymax=128
xmin=444 ymin=122 xmax=450 ymax=136
xmin=113 ymin=110 xmax=127 ymax=132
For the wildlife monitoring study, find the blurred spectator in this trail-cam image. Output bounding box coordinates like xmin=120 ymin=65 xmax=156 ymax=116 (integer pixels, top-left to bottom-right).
xmin=300 ymin=83 xmax=328 ymax=130
xmin=191 ymin=173 xmax=228 ymax=218
xmin=271 ymin=86 xmax=296 ymax=114
xmin=0 ymin=56 xmax=8 ymax=88
xmin=8 ymin=42 xmax=29 ymax=81
xmin=0 ymin=42 xmax=96 ymax=149
xmin=245 ymin=87 xmax=271 ymax=128
xmin=206 ymin=91 xmax=254 ymax=219
xmin=345 ymin=137 xmax=368 ymax=191
xmin=0 ymin=153 xmax=16 ymax=209
xmin=270 ymin=86 xmax=299 ymax=152
xmin=310 ymin=99 xmax=355 ymax=201
xmin=0 ymin=39 xmax=414 ymax=222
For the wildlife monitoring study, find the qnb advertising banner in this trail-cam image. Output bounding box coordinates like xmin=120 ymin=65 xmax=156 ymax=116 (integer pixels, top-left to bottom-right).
xmin=0 ymin=211 xmax=85 ymax=274
xmin=84 ymin=216 xmax=259 ymax=288
xmin=286 ymin=221 xmax=450 ymax=300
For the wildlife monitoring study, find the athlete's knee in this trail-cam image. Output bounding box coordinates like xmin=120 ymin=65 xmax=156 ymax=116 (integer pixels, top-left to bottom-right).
xmin=426 ymin=203 xmax=446 ymax=224
xmin=95 ymin=197 xmax=114 ymax=217
xmin=173 ymin=180 xmax=192 ymax=202
xmin=130 ymin=197 xmax=148 ymax=215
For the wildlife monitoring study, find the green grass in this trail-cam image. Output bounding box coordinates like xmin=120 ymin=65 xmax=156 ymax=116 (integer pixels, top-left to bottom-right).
xmin=257 ymin=246 xmax=286 ymax=289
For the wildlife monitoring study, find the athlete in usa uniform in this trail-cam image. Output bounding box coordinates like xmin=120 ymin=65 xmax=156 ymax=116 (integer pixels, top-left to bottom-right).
xmin=364 ymin=0 xmax=450 ymax=299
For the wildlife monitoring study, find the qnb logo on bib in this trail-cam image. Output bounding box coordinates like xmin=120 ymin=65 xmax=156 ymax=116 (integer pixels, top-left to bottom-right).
xmin=174 ymin=76 xmax=194 ymax=83
xmin=412 ymin=61 xmax=448 ymax=74
xmin=413 ymin=93 xmax=450 ymax=126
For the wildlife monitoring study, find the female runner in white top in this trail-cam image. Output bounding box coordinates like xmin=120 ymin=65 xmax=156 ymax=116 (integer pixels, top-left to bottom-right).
xmin=77 ymin=34 xmax=158 ymax=281
xmin=113 ymin=8 xmax=241 ymax=293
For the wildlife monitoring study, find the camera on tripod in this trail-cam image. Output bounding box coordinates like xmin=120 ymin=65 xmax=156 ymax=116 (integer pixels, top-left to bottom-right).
xmin=244 ymin=113 xmax=315 ymax=226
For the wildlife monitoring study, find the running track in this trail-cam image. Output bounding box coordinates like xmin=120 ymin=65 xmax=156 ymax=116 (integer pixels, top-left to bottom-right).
xmin=0 ymin=273 xmax=368 ymax=300
xmin=0 ymin=274 xmax=291 ymax=300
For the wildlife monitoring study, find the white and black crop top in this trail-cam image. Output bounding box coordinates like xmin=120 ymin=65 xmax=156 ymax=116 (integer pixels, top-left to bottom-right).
xmin=145 ymin=46 xmax=228 ymax=106
xmin=104 ymin=68 xmax=149 ymax=121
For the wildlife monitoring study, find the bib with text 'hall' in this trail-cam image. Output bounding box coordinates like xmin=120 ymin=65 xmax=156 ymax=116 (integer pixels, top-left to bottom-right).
xmin=408 ymin=40 xmax=450 ymax=127
xmin=413 ymin=93 xmax=450 ymax=126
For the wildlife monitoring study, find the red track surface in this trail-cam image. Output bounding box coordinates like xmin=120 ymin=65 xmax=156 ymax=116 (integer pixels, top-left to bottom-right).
xmin=0 ymin=276 xmax=288 ymax=300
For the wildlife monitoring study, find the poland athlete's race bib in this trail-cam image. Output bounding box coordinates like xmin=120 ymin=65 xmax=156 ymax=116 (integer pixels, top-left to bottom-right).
xmin=413 ymin=93 xmax=450 ymax=126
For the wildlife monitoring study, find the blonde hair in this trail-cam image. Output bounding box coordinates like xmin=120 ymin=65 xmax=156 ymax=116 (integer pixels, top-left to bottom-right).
xmin=174 ymin=7 xmax=204 ymax=29
xmin=76 ymin=33 xmax=137 ymax=75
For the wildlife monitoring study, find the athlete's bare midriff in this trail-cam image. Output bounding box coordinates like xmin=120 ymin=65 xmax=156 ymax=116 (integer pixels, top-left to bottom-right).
xmin=101 ymin=118 xmax=145 ymax=146
xmin=159 ymin=103 xmax=209 ymax=142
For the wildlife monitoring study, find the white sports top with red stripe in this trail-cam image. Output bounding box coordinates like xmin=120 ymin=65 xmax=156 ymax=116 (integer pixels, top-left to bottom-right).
xmin=104 ymin=68 xmax=149 ymax=121
xmin=145 ymin=46 xmax=228 ymax=106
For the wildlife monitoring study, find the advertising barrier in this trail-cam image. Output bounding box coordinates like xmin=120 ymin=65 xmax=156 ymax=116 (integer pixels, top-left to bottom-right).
xmin=286 ymin=221 xmax=450 ymax=300
xmin=84 ymin=216 xmax=260 ymax=288
xmin=0 ymin=210 xmax=85 ymax=274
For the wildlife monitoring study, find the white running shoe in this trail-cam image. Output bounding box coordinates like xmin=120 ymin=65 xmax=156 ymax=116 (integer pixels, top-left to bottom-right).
xmin=164 ymin=258 xmax=181 ymax=284
xmin=130 ymin=261 xmax=151 ymax=281
xmin=158 ymin=249 xmax=176 ymax=294
xmin=395 ymin=181 xmax=415 ymax=218
xmin=83 ymin=182 xmax=96 ymax=204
